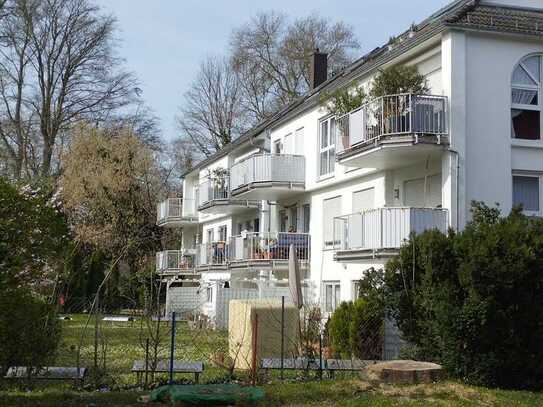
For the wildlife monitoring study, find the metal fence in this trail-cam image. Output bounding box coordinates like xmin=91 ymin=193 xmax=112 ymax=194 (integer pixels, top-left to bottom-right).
xmin=157 ymin=198 xmax=197 ymax=222
xmin=230 ymin=154 xmax=305 ymax=192
xmin=333 ymin=207 xmax=448 ymax=251
xmin=337 ymin=94 xmax=448 ymax=154
xmin=196 ymin=242 xmax=229 ymax=266
xmin=229 ymin=232 xmax=310 ymax=262
xmin=156 ymin=250 xmax=197 ymax=273
xmin=197 ymin=178 xmax=230 ymax=207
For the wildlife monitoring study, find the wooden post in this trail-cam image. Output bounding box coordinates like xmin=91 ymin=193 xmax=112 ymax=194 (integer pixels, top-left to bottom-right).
xmin=169 ymin=312 xmax=176 ymax=385
xmin=144 ymin=338 xmax=150 ymax=389
xmin=280 ymin=296 xmax=285 ymax=380
xmin=251 ymin=312 xmax=259 ymax=386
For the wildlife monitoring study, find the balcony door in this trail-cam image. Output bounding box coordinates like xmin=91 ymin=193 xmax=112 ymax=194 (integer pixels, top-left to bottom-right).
xmin=404 ymin=174 xmax=442 ymax=207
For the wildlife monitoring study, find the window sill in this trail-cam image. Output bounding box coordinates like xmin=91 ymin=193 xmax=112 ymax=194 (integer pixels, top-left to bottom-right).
xmin=317 ymin=173 xmax=335 ymax=183
xmin=511 ymin=139 xmax=543 ymax=149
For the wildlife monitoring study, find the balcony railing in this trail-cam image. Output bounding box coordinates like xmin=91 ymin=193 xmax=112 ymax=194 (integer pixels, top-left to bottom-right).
xmin=156 ymin=250 xmax=197 ymax=273
xmin=229 ymin=232 xmax=310 ymax=262
xmin=230 ymin=154 xmax=305 ymax=192
xmin=333 ymin=207 xmax=448 ymax=252
xmin=336 ymin=94 xmax=448 ymax=154
xmin=197 ymin=178 xmax=230 ymax=207
xmin=156 ymin=198 xmax=197 ymax=225
xmin=196 ymin=241 xmax=228 ymax=267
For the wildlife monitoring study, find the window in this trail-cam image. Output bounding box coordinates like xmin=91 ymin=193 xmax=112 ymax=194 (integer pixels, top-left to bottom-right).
xmin=352 ymin=281 xmax=361 ymax=301
xmin=513 ymin=174 xmax=541 ymax=214
xmin=295 ymin=128 xmax=304 ymax=156
xmin=279 ymin=210 xmax=288 ymax=232
xmin=352 ymin=188 xmax=375 ymax=213
xmin=302 ymin=204 xmax=311 ymax=233
xmin=253 ymin=218 xmax=260 ymax=233
xmin=237 ymin=222 xmax=243 ymax=235
xmin=323 ymin=196 xmax=341 ymax=247
xmin=512 ymin=55 xmax=543 ymax=140
xmin=206 ymin=287 xmax=213 ymax=303
xmin=206 ymin=229 xmax=214 ymax=243
xmin=289 ymin=206 xmax=298 ymax=232
xmin=218 ymin=225 xmax=227 ymax=242
xmin=274 ymin=139 xmax=283 ymax=154
xmin=319 ymin=117 xmax=336 ymax=177
xmin=324 ymin=282 xmax=341 ymax=312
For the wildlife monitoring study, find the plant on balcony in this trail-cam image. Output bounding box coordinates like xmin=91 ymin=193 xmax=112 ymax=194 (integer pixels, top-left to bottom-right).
xmin=369 ymin=65 xmax=430 ymax=135
xmin=370 ymin=65 xmax=429 ymax=98
xmin=319 ymin=86 xmax=367 ymax=117
xmin=209 ymin=167 xmax=229 ymax=193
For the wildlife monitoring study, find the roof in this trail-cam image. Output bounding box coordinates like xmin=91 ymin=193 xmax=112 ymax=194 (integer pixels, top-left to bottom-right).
xmin=184 ymin=0 xmax=543 ymax=176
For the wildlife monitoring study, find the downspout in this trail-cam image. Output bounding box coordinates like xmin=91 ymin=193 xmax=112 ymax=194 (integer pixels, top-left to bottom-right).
xmin=448 ymin=148 xmax=460 ymax=231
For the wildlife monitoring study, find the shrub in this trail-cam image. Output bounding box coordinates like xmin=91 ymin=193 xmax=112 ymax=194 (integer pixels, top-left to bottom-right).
xmin=385 ymin=202 xmax=543 ymax=390
xmin=0 ymin=289 xmax=61 ymax=374
xmin=328 ymin=301 xmax=354 ymax=358
xmin=350 ymin=298 xmax=383 ymax=360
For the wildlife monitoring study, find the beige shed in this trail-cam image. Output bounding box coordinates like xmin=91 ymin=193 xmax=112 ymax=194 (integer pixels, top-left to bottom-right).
xmin=228 ymin=299 xmax=300 ymax=370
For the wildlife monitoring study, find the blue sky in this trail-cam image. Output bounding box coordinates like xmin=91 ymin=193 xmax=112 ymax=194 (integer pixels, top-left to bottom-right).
xmin=96 ymin=0 xmax=451 ymax=141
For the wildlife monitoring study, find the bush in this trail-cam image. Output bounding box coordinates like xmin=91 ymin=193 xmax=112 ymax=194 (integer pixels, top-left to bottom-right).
xmin=328 ymin=297 xmax=384 ymax=359
xmin=328 ymin=302 xmax=354 ymax=358
xmin=0 ymin=289 xmax=61 ymax=374
xmin=385 ymin=202 xmax=543 ymax=389
xmin=350 ymin=298 xmax=383 ymax=360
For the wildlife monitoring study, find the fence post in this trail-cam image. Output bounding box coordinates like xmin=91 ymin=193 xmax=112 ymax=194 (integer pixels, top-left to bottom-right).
xmin=169 ymin=311 xmax=176 ymax=385
xmin=144 ymin=338 xmax=150 ymax=389
xmin=280 ymin=296 xmax=285 ymax=380
xmin=251 ymin=312 xmax=259 ymax=386
xmin=319 ymin=334 xmax=323 ymax=381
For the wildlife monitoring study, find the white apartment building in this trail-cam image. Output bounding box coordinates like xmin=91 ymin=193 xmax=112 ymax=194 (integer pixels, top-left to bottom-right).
xmin=156 ymin=0 xmax=543 ymax=323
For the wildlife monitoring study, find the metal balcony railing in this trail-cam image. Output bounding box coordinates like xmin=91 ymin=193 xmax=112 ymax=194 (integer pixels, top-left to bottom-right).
xmin=197 ymin=178 xmax=230 ymax=207
xmin=333 ymin=207 xmax=448 ymax=251
xmin=230 ymin=154 xmax=305 ymax=192
xmin=196 ymin=241 xmax=229 ymax=266
xmin=336 ymin=94 xmax=448 ymax=154
xmin=229 ymin=232 xmax=310 ymax=262
xmin=156 ymin=198 xmax=197 ymax=224
xmin=156 ymin=250 xmax=197 ymax=273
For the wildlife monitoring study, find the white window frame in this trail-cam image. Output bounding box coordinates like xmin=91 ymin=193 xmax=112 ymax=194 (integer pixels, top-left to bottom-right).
xmin=323 ymin=195 xmax=341 ymax=248
xmin=352 ymin=281 xmax=361 ymax=301
xmin=318 ymin=116 xmax=336 ymax=179
xmin=323 ymin=281 xmax=341 ymax=313
xmin=206 ymin=287 xmax=213 ymax=303
xmin=512 ymin=172 xmax=543 ymax=216
xmin=511 ymin=54 xmax=543 ymax=141
xmin=218 ymin=225 xmax=227 ymax=242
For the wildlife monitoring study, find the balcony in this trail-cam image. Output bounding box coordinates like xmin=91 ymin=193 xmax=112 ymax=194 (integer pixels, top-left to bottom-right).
xmin=195 ymin=242 xmax=229 ymax=271
xmin=156 ymin=249 xmax=198 ymax=276
xmin=229 ymin=232 xmax=310 ymax=269
xmin=197 ymin=178 xmax=259 ymax=215
xmin=333 ymin=207 xmax=448 ymax=261
xmin=156 ymin=198 xmax=198 ymax=227
xmin=336 ymin=94 xmax=448 ymax=170
xmin=230 ymin=154 xmax=305 ymax=201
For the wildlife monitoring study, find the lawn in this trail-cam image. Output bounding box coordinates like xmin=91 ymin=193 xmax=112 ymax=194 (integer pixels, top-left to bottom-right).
xmin=1 ymin=314 xmax=542 ymax=406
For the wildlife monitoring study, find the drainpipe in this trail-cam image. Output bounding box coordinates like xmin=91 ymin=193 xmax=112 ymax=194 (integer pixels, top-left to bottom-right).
xmin=448 ymin=148 xmax=460 ymax=231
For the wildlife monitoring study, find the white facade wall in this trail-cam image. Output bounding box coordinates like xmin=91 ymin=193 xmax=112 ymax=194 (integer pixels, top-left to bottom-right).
xmin=165 ymin=0 xmax=543 ymax=321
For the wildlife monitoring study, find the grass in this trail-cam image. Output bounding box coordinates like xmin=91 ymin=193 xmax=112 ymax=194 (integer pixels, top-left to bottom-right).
xmin=1 ymin=314 xmax=542 ymax=406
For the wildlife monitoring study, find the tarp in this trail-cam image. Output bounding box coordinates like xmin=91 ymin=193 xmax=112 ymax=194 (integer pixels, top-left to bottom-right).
xmin=150 ymin=384 xmax=265 ymax=406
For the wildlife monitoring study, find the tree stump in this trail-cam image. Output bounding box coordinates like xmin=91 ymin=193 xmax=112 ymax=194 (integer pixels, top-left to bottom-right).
xmin=366 ymin=360 xmax=444 ymax=384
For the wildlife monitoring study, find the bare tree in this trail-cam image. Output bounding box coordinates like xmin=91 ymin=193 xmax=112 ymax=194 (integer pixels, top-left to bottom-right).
xmin=231 ymin=11 xmax=360 ymax=123
xmin=176 ymin=56 xmax=244 ymax=157
xmin=0 ymin=0 xmax=36 ymax=179
xmin=0 ymin=0 xmax=138 ymax=178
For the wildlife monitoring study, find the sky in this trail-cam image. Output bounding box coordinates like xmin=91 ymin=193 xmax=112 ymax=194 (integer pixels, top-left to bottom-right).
xmin=95 ymin=0 xmax=452 ymax=141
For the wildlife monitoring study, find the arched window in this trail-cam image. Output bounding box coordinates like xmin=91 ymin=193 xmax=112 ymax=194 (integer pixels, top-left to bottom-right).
xmin=512 ymin=54 xmax=542 ymax=140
